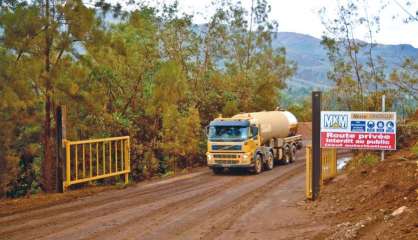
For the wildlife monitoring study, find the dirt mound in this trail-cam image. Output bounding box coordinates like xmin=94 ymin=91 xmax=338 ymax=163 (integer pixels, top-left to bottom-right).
xmin=305 ymin=150 xmax=418 ymax=239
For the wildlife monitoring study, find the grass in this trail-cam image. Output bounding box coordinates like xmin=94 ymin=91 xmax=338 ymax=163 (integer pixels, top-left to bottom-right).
xmin=349 ymin=152 xmax=380 ymax=169
xmin=359 ymin=153 xmax=380 ymax=166
xmin=410 ymin=142 xmax=418 ymax=156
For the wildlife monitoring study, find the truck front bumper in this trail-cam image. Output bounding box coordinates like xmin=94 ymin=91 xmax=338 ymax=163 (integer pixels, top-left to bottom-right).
xmin=208 ymin=163 xmax=254 ymax=168
xmin=206 ymin=152 xmax=253 ymax=168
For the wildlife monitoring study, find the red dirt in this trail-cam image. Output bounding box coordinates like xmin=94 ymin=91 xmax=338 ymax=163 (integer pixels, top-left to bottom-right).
xmin=0 ymin=167 xmax=207 ymax=217
xmin=0 ymin=150 xmax=326 ymax=240
xmin=304 ymin=149 xmax=418 ymax=239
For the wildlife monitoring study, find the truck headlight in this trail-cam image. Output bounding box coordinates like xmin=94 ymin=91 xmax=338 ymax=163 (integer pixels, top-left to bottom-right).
xmin=207 ymin=154 xmax=212 ymax=161
xmin=242 ymin=153 xmax=250 ymax=162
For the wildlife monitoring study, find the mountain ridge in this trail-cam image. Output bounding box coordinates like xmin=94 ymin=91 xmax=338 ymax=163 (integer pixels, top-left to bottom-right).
xmin=273 ymin=32 xmax=418 ymax=90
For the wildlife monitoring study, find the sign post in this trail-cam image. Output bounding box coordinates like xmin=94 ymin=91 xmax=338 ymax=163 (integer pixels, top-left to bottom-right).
xmin=381 ymin=95 xmax=385 ymax=161
xmin=312 ymin=91 xmax=321 ymax=200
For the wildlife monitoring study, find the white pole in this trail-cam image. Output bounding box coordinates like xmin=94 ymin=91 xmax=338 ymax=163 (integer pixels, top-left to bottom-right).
xmin=381 ymin=95 xmax=385 ymax=161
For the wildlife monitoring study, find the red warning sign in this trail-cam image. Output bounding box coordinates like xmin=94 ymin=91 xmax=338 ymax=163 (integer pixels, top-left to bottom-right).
xmin=320 ymin=111 xmax=396 ymax=150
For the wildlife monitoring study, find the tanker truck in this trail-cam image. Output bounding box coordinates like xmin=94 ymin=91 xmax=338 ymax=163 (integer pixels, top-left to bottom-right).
xmin=206 ymin=110 xmax=303 ymax=174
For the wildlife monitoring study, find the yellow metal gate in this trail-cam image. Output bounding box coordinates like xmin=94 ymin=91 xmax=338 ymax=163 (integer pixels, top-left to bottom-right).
xmin=63 ymin=136 xmax=130 ymax=190
xmin=305 ymin=145 xmax=337 ymax=199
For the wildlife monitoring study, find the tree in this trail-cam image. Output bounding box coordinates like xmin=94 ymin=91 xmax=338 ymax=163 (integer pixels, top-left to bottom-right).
xmin=319 ymin=0 xmax=388 ymax=111
xmin=198 ymin=0 xmax=295 ymax=114
xmin=0 ymin=0 xmax=95 ymax=191
xmin=0 ymin=0 xmax=296 ymax=196
xmin=390 ymin=58 xmax=418 ymax=101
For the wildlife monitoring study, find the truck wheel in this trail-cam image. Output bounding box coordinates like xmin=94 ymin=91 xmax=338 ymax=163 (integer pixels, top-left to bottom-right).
xmin=283 ymin=147 xmax=291 ymax=164
xmin=253 ymin=154 xmax=262 ymax=174
xmin=283 ymin=153 xmax=290 ymax=164
xmin=212 ymin=167 xmax=223 ymax=175
xmin=290 ymin=145 xmax=296 ymax=163
xmin=265 ymin=152 xmax=274 ymax=170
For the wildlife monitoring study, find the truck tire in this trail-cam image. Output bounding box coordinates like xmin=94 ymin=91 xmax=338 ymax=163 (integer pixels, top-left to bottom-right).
xmin=212 ymin=167 xmax=223 ymax=175
xmin=265 ymin=151 xmax=274 ymax=170
xmin=290 ymin=145 xmax=296 ymax=163
xmin=283 ymin=146 xmax=291 ymax=164
xmin=253 ymin=154 xmax=262 ymax=174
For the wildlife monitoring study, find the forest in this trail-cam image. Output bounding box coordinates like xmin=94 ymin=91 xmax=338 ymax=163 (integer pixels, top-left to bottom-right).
xmin=0 ymin=0 xmax=417 ymax=197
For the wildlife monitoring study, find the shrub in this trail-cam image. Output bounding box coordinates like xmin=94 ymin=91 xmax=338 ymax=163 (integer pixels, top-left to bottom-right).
xmin=410 ymin=142 xmax=418 ymax=156
xmin=349 ymin=152 xmax=380 ymax=169
xmin=359 ymin=153 xmax=380 ymax=166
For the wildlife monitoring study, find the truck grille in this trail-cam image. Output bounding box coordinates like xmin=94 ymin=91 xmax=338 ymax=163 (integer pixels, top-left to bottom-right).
xmin=213 ymin=154 xmax=239 ymax=159
xmin=212 ymin=145 xmax=242 ymax=151
xmin=215 ymin=160 xmax=239 ymax=164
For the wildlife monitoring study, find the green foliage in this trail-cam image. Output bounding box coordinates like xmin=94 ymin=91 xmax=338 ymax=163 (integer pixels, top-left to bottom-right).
xmin=410 ymin=143 xmax=418 ymax=156
xmin=390 ymin=58 xmax=418 ymax=106
xmin=2 ymin=0 xmax=415 ymax=198
xmin=287 ymin=101 xmax=312 ymax=122
xmin=0 ymin=0 xmax=295 ymax=197
xmin=360 ymin=154 xmax=379 ymax=166
xmin=351 ymin=153 xmax=380 ymax=168
xmin=6 ymin=147 xmax=41 ymax=198
xmin=319 ymin=0 xmax=417 ymax=114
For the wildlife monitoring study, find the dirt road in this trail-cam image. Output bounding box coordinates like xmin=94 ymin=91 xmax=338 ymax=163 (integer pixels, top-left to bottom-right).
xmin=0 ymin=151 xmax=325 ymax=240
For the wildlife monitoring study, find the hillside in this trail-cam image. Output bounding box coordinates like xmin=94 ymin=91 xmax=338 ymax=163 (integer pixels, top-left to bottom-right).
xmin=273 ymin=32 xmax=418 ymax=91
xmin=98 ymin=18 xmax=417 ymax=93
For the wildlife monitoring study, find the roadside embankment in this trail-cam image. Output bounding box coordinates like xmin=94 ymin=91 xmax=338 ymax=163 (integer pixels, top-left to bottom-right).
xmin=304 ymin=147 xmax=417 ymax=240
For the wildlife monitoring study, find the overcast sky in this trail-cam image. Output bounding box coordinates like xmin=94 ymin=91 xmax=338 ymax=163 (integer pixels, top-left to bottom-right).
xmin=132 ymin=0 xmax=418 ymax=47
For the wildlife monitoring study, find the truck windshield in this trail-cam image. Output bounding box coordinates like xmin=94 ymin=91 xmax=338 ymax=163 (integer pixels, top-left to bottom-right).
xmin=208 ymin=126 xmax=249 ymax=141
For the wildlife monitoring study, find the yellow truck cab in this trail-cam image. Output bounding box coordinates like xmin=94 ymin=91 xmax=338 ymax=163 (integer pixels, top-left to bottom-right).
xmin=206 ymin=110 xmax=302 ymax=174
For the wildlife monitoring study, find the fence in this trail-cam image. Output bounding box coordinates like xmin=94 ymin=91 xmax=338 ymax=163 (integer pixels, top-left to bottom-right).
xmin=63 ymin=136 xmax=130 ymax=191
xmin=305 ymin=145 xmax=337 ymax=199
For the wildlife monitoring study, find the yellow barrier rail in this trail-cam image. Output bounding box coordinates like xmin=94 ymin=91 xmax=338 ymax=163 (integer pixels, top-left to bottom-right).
xmin=63 ymin=136 xmax=130 ymax=191
xmin=305 ymin=146 xmax=313 ymax=199
xmin=305 ymin=145 xmax=337 ymax=199
xmin=321 ymin=147 xmax=337 ymax=182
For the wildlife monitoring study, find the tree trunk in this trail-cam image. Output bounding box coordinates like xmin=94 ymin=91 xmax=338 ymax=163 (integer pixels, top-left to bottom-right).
xmin=42 ymin=95 xmax=55 ymax=192
xmin=41 ymin=0 xmax=55 ymax=192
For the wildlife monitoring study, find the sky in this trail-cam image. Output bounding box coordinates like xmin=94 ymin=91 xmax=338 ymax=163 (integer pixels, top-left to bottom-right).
xmin=130 ymin=0 xmax=418 ymax=47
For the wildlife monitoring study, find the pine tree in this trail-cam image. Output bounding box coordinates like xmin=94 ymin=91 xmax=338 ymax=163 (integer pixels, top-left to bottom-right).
xmin=0 ymin=0 xmax=96 ymax=191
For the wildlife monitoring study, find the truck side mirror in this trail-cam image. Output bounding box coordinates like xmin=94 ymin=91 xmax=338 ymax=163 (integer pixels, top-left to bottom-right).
xmin=204 ymin=126 xmax=209 ymax=137
xmin=251 ymin=126 xmax=259 ymax=140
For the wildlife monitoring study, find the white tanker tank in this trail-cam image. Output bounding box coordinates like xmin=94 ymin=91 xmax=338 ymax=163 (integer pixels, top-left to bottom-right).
xmin=232 ymin=110 xmax=298 ymax=144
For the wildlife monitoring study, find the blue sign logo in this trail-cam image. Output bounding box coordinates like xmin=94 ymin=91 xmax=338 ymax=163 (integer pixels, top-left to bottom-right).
xmin=386 ymin=121 xmax=395 ymax=132
xmin=351 ymin=121 xmax=366 ymax=132
xmin=367 ymin=121 xmax=375 ymax=132
xmin=376 ymin=121 xmax=385 ymax=132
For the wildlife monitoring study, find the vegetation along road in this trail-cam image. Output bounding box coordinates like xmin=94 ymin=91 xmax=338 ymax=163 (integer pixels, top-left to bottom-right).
xmin=0 ymin=148 xmax=329 ymax=240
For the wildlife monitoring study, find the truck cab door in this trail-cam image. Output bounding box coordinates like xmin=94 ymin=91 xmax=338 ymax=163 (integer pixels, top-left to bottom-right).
xmin=245 ymin=126 xmax=259 ymax=150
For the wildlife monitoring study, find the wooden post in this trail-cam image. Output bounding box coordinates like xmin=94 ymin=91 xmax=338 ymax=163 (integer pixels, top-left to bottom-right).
xmin=55 ymin=106 xmax=66 ymax=193
xmin=311 ymin=91 xmax=321 ymax=200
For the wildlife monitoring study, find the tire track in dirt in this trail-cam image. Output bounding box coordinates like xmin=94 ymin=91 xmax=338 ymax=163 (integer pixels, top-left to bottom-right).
xmin=78 ymin=175 xmax=248 ymax=240
xmin=169 ymin=163 xmax=306 ymax=240
xmin=115 ymin=161 xmax=305 ymax=240
xmin=1 ymin=184 xmax=212 ymax=239
xmin=1 ymin=151 xmax=310 ymax=240
xmin=0 ymin=171 xmax=210 ymax=223
xmin=0 ymin=172 xmax=215 ymax=240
